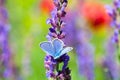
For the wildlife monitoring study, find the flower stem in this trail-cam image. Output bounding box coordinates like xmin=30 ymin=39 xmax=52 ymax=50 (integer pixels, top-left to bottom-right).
xmin=56 ymin=63 xmax=59 ymax=72
xmin=116 ymin=43 xmax=120 ymax=63
xmin=56 ymin=62 xmax=59 ymax=80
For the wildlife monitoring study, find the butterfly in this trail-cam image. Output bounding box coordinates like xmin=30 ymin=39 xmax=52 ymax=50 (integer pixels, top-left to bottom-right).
xmin=40 ymin=38 xmax=73 ymax=59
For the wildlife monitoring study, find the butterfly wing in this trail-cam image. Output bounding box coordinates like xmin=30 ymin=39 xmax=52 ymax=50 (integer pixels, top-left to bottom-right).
xmin=40 ymin=41 xmax=55 ymax=56
xmin=53 ymin=38 xmax=64 ymax=53
xmin=54 ymin=47 xmax=73 ymax=59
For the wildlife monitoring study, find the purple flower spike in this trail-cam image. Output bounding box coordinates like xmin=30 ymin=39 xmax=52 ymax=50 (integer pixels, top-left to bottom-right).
xmin=105 ymin=1 xmax=120 ymax=80
xmin=40 ymin=0 xmax=72 ymax=79
xmin=0 ymin=1 xmax=18 ymax=79
xmin=106 ymin=0 xmax=120 ymax=47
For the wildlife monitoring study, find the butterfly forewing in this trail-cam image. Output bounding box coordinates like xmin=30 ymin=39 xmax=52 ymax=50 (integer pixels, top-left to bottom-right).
xmin=40 ymin=42 xmax=55 ymax=56
xmin=53 ymin=39 xmax=64 ymax=54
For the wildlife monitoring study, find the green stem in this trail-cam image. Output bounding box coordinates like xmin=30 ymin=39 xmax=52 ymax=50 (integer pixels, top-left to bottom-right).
xmin=56 ymin=63 xmax=59 ymax=80
xmin=116 ymin=43 xmax=120 ymax=63
xmin=56 ymin=63 xmax=59 ymax=72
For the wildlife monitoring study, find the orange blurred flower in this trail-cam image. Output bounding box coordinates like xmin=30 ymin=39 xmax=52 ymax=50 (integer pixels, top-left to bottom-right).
xmin=80 ymin=2 xmax=111 ymax=31
xmin=39 ymin=0 xmax=54 ymax=14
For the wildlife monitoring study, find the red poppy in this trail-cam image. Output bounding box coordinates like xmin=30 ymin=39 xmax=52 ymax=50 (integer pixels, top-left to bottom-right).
xmin=80 ymin=2 xmax=111 ymax=31
xmin=39 ymin=0 xmax=55 ymax=14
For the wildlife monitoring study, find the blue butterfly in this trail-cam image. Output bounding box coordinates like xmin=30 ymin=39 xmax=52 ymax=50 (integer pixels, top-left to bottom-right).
xmin=40 ymin=38 xmax=73 ymax=59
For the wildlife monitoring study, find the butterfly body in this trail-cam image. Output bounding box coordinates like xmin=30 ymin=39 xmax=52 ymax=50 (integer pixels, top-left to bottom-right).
xmin=40 ymin=38 xmax=73 ymax=59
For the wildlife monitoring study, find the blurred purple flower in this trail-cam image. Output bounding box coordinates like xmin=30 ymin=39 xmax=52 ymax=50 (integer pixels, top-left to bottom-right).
xmin=75 ymin=34 xmax=95 ymax=80
xmin=0 ymin=1 xmax=15 ymax=79
xmin=105 ymin=0 xmax=120 ymax=45
xmin=114 ymin=0 xmax=120 ymax=9
xmin=62 ymin=10 xmax=95 ymax=80
xmin=62 ymin=11 xmax=78 ymax=47
xmin=105 ymin=1 xmax=120 ymax=75
xmin=102 ymin=39 xmax=119 ymax=80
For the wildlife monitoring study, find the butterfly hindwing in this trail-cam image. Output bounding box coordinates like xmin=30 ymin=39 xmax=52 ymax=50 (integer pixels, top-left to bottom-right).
xmin=53 ymin=38 xmax=64 ymax=53
xmin=54 ymin=47 xmax=73 ymax=59
xmin=40 ymin=41 xmax=55 ymax=56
